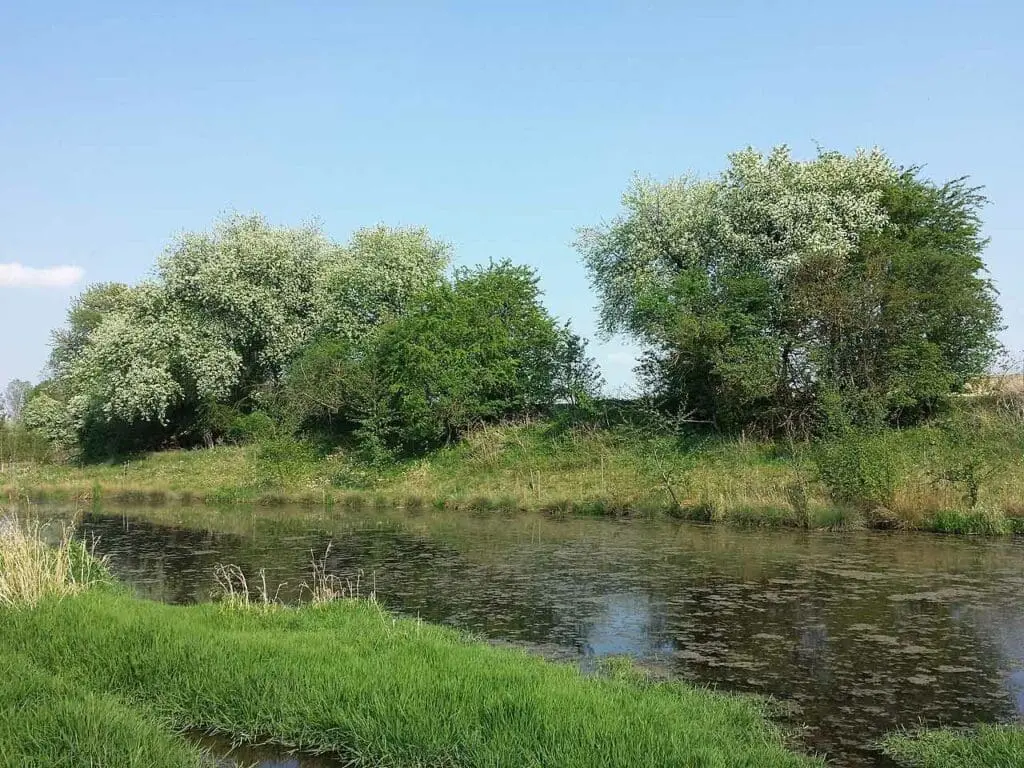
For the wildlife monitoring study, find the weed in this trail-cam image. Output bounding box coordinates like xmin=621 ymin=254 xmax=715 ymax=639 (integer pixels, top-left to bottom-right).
xmin=926 ymin=507 xmax=1010 ymax=536
xmin=0 ymin=515 xmax=108 ymax=607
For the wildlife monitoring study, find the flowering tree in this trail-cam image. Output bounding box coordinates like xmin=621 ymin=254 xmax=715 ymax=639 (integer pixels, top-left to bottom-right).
xmin=29 ymin=215 xmax=450 ymax=455
xmin=578 ymin=146 xmax=1001 ymax=432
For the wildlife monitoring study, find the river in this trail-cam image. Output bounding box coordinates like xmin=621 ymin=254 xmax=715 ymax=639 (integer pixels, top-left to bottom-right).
xmin=36 ymin=503 xmax=1024 ymax=767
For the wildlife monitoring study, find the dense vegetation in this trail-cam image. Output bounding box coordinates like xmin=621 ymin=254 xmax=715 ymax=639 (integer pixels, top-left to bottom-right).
xmin=578 ymin=148 xmax=1001 ymax=433
xmin=881 ymin=725 xmax=1024 ymax=768
xmin=5 ymin=402 xmax=1024 ymax=535
xmin=3 ymin=145 xmax=1014 ymax=532
xmin=17 ymin=216 xmax=596 ymax=461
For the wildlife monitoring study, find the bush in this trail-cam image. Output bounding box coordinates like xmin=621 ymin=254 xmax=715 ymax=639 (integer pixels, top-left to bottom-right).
xmin=226 ymin=411 xmax=277 ymax=445
xmin=364 ymin=262 xmax=598 ymax=453
xmin=0 ymin=422 xmax=54 ymax=464
xmin=813 ymin=431 xmax=899 ymax=510
xmin=928 ymin=410 xmax=1003 ymax=509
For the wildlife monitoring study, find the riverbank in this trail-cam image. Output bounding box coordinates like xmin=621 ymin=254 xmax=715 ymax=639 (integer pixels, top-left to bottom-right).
xmin=0 ymin=526 xmax=820 ymax=768
xmin=5 ymin=418 xmax=1024 ymax=535
xmin=5 ymin=516 xmax=1024 ymax=767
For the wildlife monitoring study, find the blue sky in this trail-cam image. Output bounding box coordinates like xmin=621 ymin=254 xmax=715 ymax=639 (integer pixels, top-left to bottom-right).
xmin=1 ymin=1 xmax=1022 ymax=392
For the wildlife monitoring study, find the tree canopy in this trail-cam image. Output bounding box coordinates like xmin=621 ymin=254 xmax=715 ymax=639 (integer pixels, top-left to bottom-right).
xmin=26 ymin=215 xmax=595 ymax=459
xmin=283 ymin=261 xmax=600 ymax=455
xmin=577 ymin=146 xmax=1002 ymax=433
xmin=26 ymin=215 xmax=452 ymax=455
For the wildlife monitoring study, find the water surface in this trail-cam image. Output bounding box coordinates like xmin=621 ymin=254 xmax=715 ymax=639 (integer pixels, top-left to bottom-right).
xmin=37 ymin=504 xmax=1024 ymax=767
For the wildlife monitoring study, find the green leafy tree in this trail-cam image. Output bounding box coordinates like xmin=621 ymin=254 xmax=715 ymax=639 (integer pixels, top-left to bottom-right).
xmin=578 ymin=146 xmax=1001 ymax=433
xmin=363 ymin=262 xmax=597 ymax=452
xmin=33 ymin=215 xmax=449 ymax=457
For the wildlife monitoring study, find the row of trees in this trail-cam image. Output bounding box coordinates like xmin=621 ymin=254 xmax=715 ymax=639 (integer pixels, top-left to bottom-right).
xmin=22 ymin=217 xmax=599 ymax=460
xmin=18 ymin=145 xmax=1003 ymax=460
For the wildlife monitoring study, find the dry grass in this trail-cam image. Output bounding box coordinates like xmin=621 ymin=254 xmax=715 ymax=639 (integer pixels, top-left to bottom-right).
xmin=4 ymin=410 xmax=1024 ymax=534
xmin=210 ymin=563 xmax=283 ymax=609
xmin=0 ymin=514 xmax=107 ymax=607
xmin=211 ymin=542 xmax=375 ymax=608
xmin=301 ymin=543 xmax=376 ymax=604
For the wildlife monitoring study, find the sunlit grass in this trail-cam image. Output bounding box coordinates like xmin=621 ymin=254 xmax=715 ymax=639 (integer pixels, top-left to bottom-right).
xmin=3 ymin=413 xmax=1023 ymax=534
xmin=0 ymin=527 xmax=822 ymax=768
xmin=0 ymin=514 xmax=108 ymax=607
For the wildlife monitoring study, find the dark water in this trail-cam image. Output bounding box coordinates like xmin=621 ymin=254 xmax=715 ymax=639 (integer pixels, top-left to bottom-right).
xmin=37 ymin=504 xmax=1024 ymax=767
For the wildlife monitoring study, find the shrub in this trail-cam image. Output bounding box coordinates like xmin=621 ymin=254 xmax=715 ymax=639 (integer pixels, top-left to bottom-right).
xmin=366 ymin=261 xmax=598 ymax=453
xmin=813 ymin=431 xmax=899 ymax=510
xmin=226 ymin=410 xmax=277 ymax=445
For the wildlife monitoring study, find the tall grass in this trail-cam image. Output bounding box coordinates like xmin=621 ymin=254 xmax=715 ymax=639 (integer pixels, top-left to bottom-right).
xmin=0 ymin=652 xmax=205 ymax=768
xmin=0 ymin=514 xmax=107 ymax=607
xmin=0 ymin=524 xmax=820 ymax=767
xmin=4 ymin=400 xmax=1024 ymax=534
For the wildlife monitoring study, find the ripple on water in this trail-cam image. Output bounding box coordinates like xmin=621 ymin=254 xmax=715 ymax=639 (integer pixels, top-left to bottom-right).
xmin=31 ymin=505 xmax=1024 ymax=768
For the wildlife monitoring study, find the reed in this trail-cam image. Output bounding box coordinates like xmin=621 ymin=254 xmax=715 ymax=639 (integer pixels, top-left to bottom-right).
xmin=0 ymin=514 xmax=107 ymax=607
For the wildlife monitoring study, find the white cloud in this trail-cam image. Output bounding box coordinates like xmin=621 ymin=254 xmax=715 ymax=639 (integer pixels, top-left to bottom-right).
xmin=0 ymin=262 xmax=84 ymax=288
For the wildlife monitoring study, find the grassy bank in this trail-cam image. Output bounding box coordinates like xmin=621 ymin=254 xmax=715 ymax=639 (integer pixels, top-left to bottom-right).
xmin=0 ymin=524 xmax=821 ymax=768
xmin=3 ymin=413 xmax=1024 ymax=534
xmin=881 ymin=725 xmax=1024 ymax=768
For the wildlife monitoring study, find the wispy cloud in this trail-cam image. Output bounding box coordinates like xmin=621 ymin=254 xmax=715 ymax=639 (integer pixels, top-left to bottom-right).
xmin=0 ymin=262 xmax=84 ymax=288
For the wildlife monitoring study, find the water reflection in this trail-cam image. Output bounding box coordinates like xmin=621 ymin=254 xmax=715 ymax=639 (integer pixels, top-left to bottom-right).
xmin=34 ymin=505 xmax=1024 ymax=767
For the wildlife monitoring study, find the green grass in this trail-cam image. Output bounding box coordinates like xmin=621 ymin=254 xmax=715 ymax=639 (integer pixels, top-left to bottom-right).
xmin=4 ymin=410 xmax=1024 ymax=534
xmin=0 ymin=653 xmax=204 ymax=768
xmin=924 ymin=507 xmax=1014 ymax=535
xmin=881 ymin=724 xmax=1024 ymax=768
xmin=1 ymin=588 xmax=822 ymax=767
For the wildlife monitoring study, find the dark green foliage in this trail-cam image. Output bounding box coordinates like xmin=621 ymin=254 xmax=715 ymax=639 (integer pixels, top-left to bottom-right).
xmin=581 ymin=153 xmax=1002 ymax=435
xmin=369 ymin=262 xmax=580 ymax=451
xmin=811 ymin=173 xmax=1002 ymax=427
xmin=224 ymin=410 xmax=277 ymax=445
xmin=281 ymin=335 xmax=377 ymax=439
xmin=285 ymin=262 xmax=600 ymax=456
xmin=813 ymin=431 xmax=899 ymax=511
